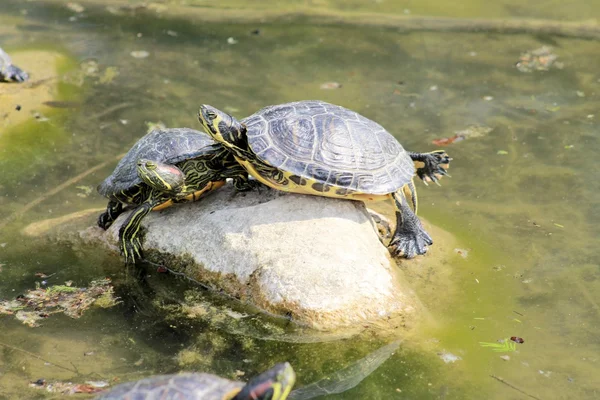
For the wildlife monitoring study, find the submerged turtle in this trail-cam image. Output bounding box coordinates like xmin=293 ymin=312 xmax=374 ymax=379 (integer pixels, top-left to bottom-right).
xmin=198 ymin=100 xmax=451 ymax=258
xmin=97 ymin=127 xmax=253 ymax=264
xmin=0 ymin=47 xmax=28 ymax=82
xmin=95 ymin=362 xmax=295 ymax=400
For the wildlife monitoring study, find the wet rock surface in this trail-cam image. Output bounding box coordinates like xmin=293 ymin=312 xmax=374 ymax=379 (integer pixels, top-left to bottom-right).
xmin=81 ymin=184 xmax=422 ymax=330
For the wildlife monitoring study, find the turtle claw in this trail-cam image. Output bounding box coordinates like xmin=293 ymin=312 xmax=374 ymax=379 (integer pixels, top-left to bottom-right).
xmin=121 ymin=239 xmax=143 ymax=265
xmin=416 ymin=151 xmax=451 ymax=184
xmin=389 ymin=228 xmax=433 ymax=259
xmin=3 ymin=66 xmax=28 ymax=83
xmin=98 ymin=212 xmax=112 ymax=230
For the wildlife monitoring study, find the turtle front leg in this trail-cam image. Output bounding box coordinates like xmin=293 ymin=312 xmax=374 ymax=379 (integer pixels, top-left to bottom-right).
xmin=118 ymin=198 xmax=162 ymax=264
xmin=408 ymin=150 xmax=451 ymax=185
xmin=98 ymin=200 xmax=123 ymax=230
xmin=388 ymin=187 xmax=432 ymax=258
xmin=224 ymin=164 xmax=261 ymax=191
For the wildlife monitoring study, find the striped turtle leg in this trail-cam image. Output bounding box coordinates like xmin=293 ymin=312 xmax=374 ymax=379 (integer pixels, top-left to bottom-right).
xmin=227 ymin=166 xmax=258 ymax=191
xmin=388 ymin=181 xmax=432 ymax=258
xmin=98 ymin=200 xmax=123 ymax=230
xmin=408 ymin=150 xmax=451 ymax=185
xmin=118 ymin=197 xmax=162 ymax=264
xmin=218 ymin=158 xmax=259 ymax=191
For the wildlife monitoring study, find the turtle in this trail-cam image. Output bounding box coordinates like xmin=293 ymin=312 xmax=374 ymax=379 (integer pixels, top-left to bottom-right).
xmin=0 ymin=47 xmax=29 ymax=82
xmin=97 ymin=127 xmax=254 ymax=264
xmin=95 ymin=362 xmax=295 ymax=400
xmin=198 ymin=100 xmax=451 ymax=259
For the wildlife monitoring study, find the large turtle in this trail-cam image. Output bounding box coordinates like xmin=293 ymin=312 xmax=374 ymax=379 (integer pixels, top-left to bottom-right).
xmin=97 ymin=127 xmax=253 ymax=264
xmin=198 ymin=101 xmax=451 ymax=259
xmin=0 ymin=47 xmax=28 ymax=82
xmin=95 ymin=362 xmax=295 ymax=400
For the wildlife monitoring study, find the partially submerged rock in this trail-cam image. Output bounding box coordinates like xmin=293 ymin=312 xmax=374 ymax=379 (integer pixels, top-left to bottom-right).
xmin=82 ymin=184 xmax=422 ymax=331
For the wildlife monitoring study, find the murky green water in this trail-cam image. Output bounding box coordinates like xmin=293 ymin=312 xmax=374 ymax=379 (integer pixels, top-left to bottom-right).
xmin=1 ymin=1 xmax=599 ymax=399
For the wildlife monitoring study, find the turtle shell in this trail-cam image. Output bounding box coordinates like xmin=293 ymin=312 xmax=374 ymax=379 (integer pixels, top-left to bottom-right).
xmin=98 ymin=127 xmax=220 ymax=197
xmin=95 ymin=373 xmax=244 ymax=400
xmin=241 ymin=100 xmax=414 ymax=195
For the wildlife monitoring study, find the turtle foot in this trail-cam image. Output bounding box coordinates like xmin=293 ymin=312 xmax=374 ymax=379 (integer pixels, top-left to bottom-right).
xmin=119 ymin=230 xmax=144 ymax=264
xmin=388 ymin=227 xmax=433 ymax=259
xmin=121 ymin=239 xmax=143 ymax=265
xmin=416 ymin=150 xmax=451 ymax=185
xmin=98 ymin=212 xmax=113 ymax=230
xmin=4 ymin=65 xmax=29 ymax=83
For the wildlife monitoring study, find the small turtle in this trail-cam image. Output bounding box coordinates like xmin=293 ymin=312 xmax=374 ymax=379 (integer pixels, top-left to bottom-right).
xmin=95 ymin=362 xmax=295 ymax=400
xmin=0 ymin=47 xmax=29 ymax=82
xmin=198 ymin=101 xmax=451 ymax=259
xmin=97 ymin=127 xmax=253 ymax=264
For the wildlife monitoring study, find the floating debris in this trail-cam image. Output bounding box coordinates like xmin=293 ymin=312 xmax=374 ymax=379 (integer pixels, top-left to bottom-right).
xmin=227 ymin=37 xmax=238 ymax=45
xmin=99 ymin=66 xmax=119 ymax=84
xmin=432 ymin=134 xmax=464 ymax=146
xmin=30 ymin=380 xmax=105 ymax=395
xmin=76 ymin=185 xmax=94 ymax=198
xmin=483 ymin=96 xmax=494 ymax=101
xmin=497 ymin=150 xmax=508 ymax=155
xmin=432 ymin=125 xmax=492 ymax=146
xmin=86 ymin=381 xmax=110 ymax=388
xmin=130 ymin=50 xmax=149 ymax=59
xmin=165 ymin=30 xmax=178 ymax=37
xmin=479 ymin=338 xmax=517 ymax=353
xmin=80 ymin=59 xmax=99 ymax=76
xmin=66 ymin=2 xmax=85 ymax=13
xmin=453 ymin=248 xmax=469 ymax=258
xmin=500 ymin=355 xmax=510 ymax=361
xmin=320 ymin=82 xmax=342 ymax=90
xmin=437 ymin=351 xmax=462 ymax=364
xmin=510 ymin=336 xmax=525 ymax=344
xmin=516 ymin=46 xmax=564 ymax=73
xmin=0 ymin=278 xmax=119 ymax=327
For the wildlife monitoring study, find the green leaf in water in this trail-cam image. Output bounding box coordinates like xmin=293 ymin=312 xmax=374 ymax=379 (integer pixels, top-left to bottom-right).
xmin=479 ymin=338 xmax=517 ymax=352
xmin=497 ymin=150 xmax=508 ymax=155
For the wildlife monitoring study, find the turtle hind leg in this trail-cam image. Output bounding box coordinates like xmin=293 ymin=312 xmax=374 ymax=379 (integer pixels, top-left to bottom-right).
xmin=388 ymin=188 xmax=432 ymax=258
xmin=118 ymin=198 xmax=161 ymax=264
xmin=98 ymin=200 xmax=123 ymax=230
xmin=408 ymin=150 xmax=452 ymax=185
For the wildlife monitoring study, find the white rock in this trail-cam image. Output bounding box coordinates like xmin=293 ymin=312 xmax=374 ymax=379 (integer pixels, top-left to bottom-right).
xmin=88 ymin=184 xmax=421 ymax=330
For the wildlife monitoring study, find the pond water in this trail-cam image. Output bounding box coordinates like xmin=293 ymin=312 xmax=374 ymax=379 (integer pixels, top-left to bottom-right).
xmin=1 ymin=1 xmax=599 ymax=399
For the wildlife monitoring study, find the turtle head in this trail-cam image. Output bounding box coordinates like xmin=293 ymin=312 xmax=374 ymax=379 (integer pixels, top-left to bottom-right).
xmin=198 ymin=105 xmax=247 ymax=150
xmin=136 ymin=159 xmax=184 ymax=193
xmin=232 ymin=362 xmax=296 ymax=400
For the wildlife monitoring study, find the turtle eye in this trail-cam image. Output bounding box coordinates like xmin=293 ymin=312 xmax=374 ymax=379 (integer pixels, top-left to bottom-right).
xmin=145 ymin=161 xmax=156 ymax=170
xmin=206 ymin=110 xmax=217 ymax=120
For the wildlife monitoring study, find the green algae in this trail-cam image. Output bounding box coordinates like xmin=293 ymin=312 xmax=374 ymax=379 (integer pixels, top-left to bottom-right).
xmin=0 ymin=1 xmax=599 ymax=399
